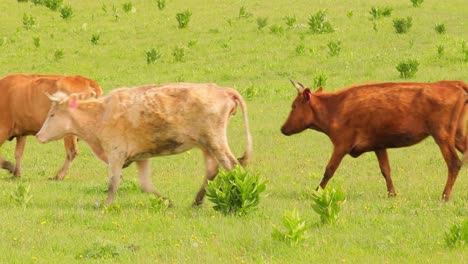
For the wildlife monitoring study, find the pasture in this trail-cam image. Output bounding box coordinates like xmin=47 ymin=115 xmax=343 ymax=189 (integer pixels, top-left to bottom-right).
xmin=0 ymin=0 xmax=467 ymax=262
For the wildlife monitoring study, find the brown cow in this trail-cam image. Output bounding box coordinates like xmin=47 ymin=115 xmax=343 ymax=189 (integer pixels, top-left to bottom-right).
xmin=281 ymin=80 xmax=467 ymax=201
xmin=0 ymin=74 xmax=102 ymax=179
xmin=36 ymin=83 xmax=253 ymax=205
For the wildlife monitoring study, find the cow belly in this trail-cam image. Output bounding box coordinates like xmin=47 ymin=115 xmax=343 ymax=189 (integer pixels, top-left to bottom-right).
xmin=124 ymin=139 xmax=196 ymax=167
xmin=350 ymin=132 xmax=429 ymax=157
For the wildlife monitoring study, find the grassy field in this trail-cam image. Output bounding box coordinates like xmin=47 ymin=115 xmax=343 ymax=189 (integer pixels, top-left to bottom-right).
xmin=0 ymin=0 xmax=467 ymax=263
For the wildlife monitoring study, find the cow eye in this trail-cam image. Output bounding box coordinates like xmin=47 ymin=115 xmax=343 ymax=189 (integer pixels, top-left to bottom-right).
xmin=50 ymin=114 xmax=55 ymax=118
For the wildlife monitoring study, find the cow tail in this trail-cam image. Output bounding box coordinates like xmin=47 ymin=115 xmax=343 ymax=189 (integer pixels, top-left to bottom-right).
xmin=232 ymin=90 xmax=253 ymax=166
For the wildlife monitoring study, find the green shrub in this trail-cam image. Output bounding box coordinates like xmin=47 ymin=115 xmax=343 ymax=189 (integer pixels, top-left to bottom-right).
xmin=283 ymin=15 xmax=296 ymax=28
xmin=17 ymin=0 xmax=28 ymax=2
xmin=444 ymin=220 xmax=467 ymax=248
xmin=393 ymin=17 xmax=413 ymax=34
xmin=59 ymin=5 xmax=73 ymax=20
xmin=148 ymin=196 xmax=170 ymax=213
xmin=176 ymin=9 xmax=192 ymax=29
xmin=54 ymin=49 xmax=64 ymax=60
xmin=32 ymin=36 xmax=40 ymax=48
xmin=256 ymin=17 xmax=268 ymax=30
xmin=44 ymin=0 xmax=63 ymax=11
xmin=327 ymin=40 xmax=341 ymax=57
xmin=396 ymin=59 xmax=419 ymax=78
xmin=311 ymin=187 xmax=346 ymax=225
xmin=313 ymin=73 xmax=328 ymax=88
xmin=91 ymin=33 xmax=100 ymax=45
xmin=157 ymin=0 xmax=165 ymax=11
xmin=437 ymin=44 xmax=444 ymax=58
xmin=238 ymin=6 xmax=252 ymax=19
xmin=206 ymin=166 xmax=267 ymax=216
xmin=410 ymin=0 xmax=424 ymax=7
xmin=31 ymin=0 xmax=43 ymax=5
xmin=146 ymin=48 xmax=162 ymax=64
xmin=172 ymin=46 xmax=185 ymax=62
xmin=271 ymin=209 xmax=308 ymax=247
xmin=295 ymin=44 xmax=305 ymax=56
xmin=434 ymin=23 xmax=446 ymax=34
xmin=22 ymin=13 xmax=37 ymax=30
xmin=308 ymin=10 xmax=334 ymax=34
xmin=122 ymin=1 xmax=133 ymax=13
xmin=10 ymin=182 xmax=33 ymax=209
xmin=269 ymin=24 xmax=284 ymax=35
xmin=346 ymin=10 xmax=353 ymax=18
xmin=241 ymin=84 xmax=258 ymax=99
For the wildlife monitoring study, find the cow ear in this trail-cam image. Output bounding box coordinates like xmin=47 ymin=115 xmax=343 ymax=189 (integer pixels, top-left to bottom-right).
xmin=303 ymin=88 xmax=312 ymax=101
xmin=315 ymin=87 xmax=323 ymax=93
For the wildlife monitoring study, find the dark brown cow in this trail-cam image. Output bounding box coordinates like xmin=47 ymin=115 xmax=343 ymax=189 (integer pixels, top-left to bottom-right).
xmin=281 ymin=80 xmax=467 ymax=201
xmin=0 ymin=74 xmax=102 ymax=179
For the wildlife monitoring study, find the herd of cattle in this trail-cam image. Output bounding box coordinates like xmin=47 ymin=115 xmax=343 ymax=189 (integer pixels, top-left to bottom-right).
xmin=0 ymin=74 xmax=466 ymax=205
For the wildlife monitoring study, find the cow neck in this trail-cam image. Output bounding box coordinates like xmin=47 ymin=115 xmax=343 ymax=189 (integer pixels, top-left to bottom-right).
xmin=70 ymin=100 xmax=105 ymax=145
xmin=309 ymin=93 xmax=332 ymax=135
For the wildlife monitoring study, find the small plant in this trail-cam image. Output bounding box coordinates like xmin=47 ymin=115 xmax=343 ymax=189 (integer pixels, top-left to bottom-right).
xmin=410 ymin=0 xmax=424 ymax=7
xmin=327 ymin=40 xmax=341 ymax=57
xmin=172 ymin=46 xmax=185 ymax=62
xmin=396 ymin=59 xmax=419 ymax=78
xmin=176 ymin=9 xmax=192 ymax=29
xmin=60 ymin=5 xmax=73 ymax=20
xmin=444 ymin=220 xmax=467 ymax=248
xmin=393 ymin=17 xmax=413 ymax=34
xmin=269 ymin=24 xmax=284 ymax=35
xmin=308 ymin=10 xmax=334 ymax=34
xmin=346 ymin=10 xmax=353 ymax=18
xmin=434 ymin=23 xmax=446 ymax=34
xmin=256 ymin=17 xmax=268 ymax=30
xmin=311 ymin=187 xmax=346 ymax=225
xmin=271 ymin=209 xmax=308 ymax=247
xmin=54 ymin=49 xmax=64 ymax=60
xmin=17 ymin=0 xmax=28 ymax=2
xmin=112 ymin=5 xmax=120 ymax=21
xmin=31 ymin=0 xmax=43 ymax=5
xmin=283 ymin=15 xmax=296 ymax=28
xmin=238 ymin=6 xmax=252 ymax=19
xmin=148 ymin=196 xmax=170 ymax=213
xmin=146 ymin=48 xmax=162 ymax=64
xmin=32 ymin=36 xmax=40 ymax=48
xmin=122 ymin=1 xmax=133 ymax=13
xmin=242 ymin=84 xmax=258 ymax=99
xmin=313 ymin=73 xmax=328 ymax=88
xmin=206 ymin=166 xmax=267 ymax=216
xmin=10 ymin=182 xmax=33 ymax=209
xmin=369 ymin=6 xmax=393 ymax=20
xmin=22 ymin=13 xmax=37 ymax=30
xmin=157 ymin=0 xmax=166 ymax=11
xmin=77 ymin=240 xmax=123 ymax=259
xmin=44 ymin=0 xmax=63 ymax=11
xmin=437 ymin=44 xmax=444 ymax=58
xmin=91 ymin=33 xmax=100 ymax=45
xmin=295 ymin=44 xmax=305 ymax=56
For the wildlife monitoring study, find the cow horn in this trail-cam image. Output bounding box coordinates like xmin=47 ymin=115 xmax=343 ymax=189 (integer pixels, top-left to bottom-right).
xmin=290 ymin=79 xmax=304 ymax=92
xmin=44 ymin=92 xmax=63 ymax=102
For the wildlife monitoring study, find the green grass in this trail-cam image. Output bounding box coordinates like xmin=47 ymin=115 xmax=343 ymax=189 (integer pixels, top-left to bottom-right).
xmin=0 ymin=0 xmax=467 ymax=263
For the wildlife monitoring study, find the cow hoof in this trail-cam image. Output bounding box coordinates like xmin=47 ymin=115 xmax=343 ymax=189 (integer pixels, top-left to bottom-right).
xmin=48 ymin=176 xmax=64 ymax=181
xmin=387 ymin=192 xmax=397 ymax=198
xmin=2 ymin=161 xmax=15 ymax=174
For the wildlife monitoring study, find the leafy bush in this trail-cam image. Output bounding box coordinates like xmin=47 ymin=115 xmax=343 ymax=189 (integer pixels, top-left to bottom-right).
xmin=327 ymin=40 xmax=341 ymax=57
xmin=311 ymin=187 xmax=346 ymax=225
xmin=91 ymin=33 xmax=100 ymax=45
xmin=444 ymin=220 xmax=467 ymax=248
xmin=157 ymin=0 xmax=165 ymax=11
xmin=369 ymin=6 xmax=393 ymax=20
xmin=238 ymin=6 xmax=252 ymax=19
xmin=308 ymin=10 xmax=334 ymax=34
xmin=241 ymin=84 xmax=258 ymax=99
xmin=283 ymin=15 xmax=296 ymax=28
xmin=295 ymin=44 xmax=305 ymax=56
xmin=434 ymin=23 xmax=446 ymax=34
xmin=269 ymin=24 xmax=284 ymax=35
xmin=256 ymin=17 xmax=268 ymax=30
xmin=146 ymin=48 xmax=162 ymax=64
xmin=148 ymin=196 xmax=170 ymax=213
xmin=313 ymin=73 xmax=328 ymax=88
xmin=346 ymin=10 xmax=353 ymax=18
xmin=396 ymin=59 xmax=419 ymax=78
xmin=272 ymin=209 xmax=308 ymax=247
xmin=10 ymin=182 xmax=33 ymax=209
xmin=206 ymin=166 xmax=267 ymax=216
xmin=17 ymin=0 xmax=28 ymax=2
xmin=60 ymin=5 xmax=73 ymax=20
xmin=176 ymin=9 xmax=192 ymax=29
xmin=22 ymin=13 xmax=37 ymax=30
xmin=410 ymin=0 xmax=424 ymax=7
xmin=32 ymin=36 xmax=40 ymax=48
xmin=31 ymin=0 xmax=43 ymax=5
xmin=172 ymin=46 xmax=185 ymax=62
xmin=393 ymin=17 xmax=413 ymax=34
xmin=122 ymin=1 xmax=133 ymax=13
xmin=54 ymin=49 xmax=64 ymax=60
xmin=437 ymin=44 xmax=444 ymax=58
xmin=44 ymin=0 xmax=63 ymax=11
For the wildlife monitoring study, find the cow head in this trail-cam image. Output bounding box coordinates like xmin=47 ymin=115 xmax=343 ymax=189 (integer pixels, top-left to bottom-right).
xmin=36 ymin=92 xmax=77 ymax=143
xmin=281 ymin=80 xmax=321 ymax=136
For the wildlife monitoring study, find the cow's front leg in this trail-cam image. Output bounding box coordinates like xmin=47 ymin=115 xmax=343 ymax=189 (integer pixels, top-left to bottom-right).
xmin=106 ymin=160 xmax=124 ymax=205
xmin=319 ymin=147 xmax=346 ymax=189
xmin=13 ymin=136 xmax=26 ymax=177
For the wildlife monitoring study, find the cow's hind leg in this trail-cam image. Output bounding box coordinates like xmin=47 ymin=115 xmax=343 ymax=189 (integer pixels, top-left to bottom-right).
xmin=13 ymin=136 xmax=26 ymax=177
xmin=435 ymin=137 xmax=462 ymax=201
xmin=52 ymin=135 xmax=78 ymax=180
xmin=193 ymin=148 xmax=220 ymax=206
xmin=0 ymin=130 xmax=14 ymax=174
xmin=105 ymin=161 xmax=124 ymax=205
xmin=135 ymin=159 xmax=171 ymax=206
xmin=375 ymin=149 xmax=396 ymax=197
